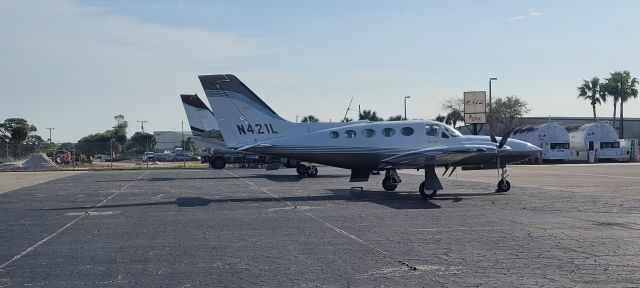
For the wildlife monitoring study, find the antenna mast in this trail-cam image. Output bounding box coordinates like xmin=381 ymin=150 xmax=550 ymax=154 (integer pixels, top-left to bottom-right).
xmin=342 ymin=97 xmax=354 ymax=122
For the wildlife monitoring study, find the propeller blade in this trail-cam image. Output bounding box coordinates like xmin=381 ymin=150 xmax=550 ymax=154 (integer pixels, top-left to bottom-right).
xmin=448 ymin=166 xmax=457 ymax=177
xmin=497 ymin=128 xmax=514 ymax=149
xmin=489 ymin=128 xmax=497 ymax=144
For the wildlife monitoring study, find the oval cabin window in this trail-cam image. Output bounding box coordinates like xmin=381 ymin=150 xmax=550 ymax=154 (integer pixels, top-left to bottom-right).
xmin=329 ymin=131 xmax=339 ymax=139
xmin=382 ymin=128 xmax=396 ymax=137
xmin=361 ymin=128 xmax=376 ymax=138
xmin=401 ymin=127 xmax=414 ymax=136
xmin=344 ymin=130 xmax=356 ymax=138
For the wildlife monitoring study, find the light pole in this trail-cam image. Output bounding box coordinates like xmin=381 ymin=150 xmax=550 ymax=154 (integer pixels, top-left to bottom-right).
xmin=489 ymin=77 xmax=497 ymax=112
xmin=404 ymin=96 xmax=411 ymax=120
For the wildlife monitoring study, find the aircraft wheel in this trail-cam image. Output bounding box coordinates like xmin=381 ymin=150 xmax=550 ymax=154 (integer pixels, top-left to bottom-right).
xmin=296 ymin=164 xmax=308 ymax=176
xmin=382 ymin=177 xmax=398 ymax=191
xmin=306 ymin=166 xmax=318 ymax=177
xmin=419 ymin=181 xmax=437 ymax=199
xmin=211 ymin=157 xmax=226 ymax=169
xmin=496 ymin=180 xmax=511 ymax=192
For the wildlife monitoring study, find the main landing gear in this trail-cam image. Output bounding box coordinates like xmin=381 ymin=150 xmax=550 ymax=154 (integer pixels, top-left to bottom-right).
xmin=418 ymin=182 xmax=438 ymax=199
xmin=296 ymin=163 xmax=318 ymax=177
xmin=495 ymin=167 xmax=511 ymax=192
xmin=382 ymin=169 xmax=401 ymax=191
xmin=418 ymin=165 xmax=443 ymax=200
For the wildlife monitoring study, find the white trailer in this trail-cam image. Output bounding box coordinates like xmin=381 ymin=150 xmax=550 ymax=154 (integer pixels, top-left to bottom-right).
xmin=566 ymin=122 xmax=629 ymax=162
xmin=511 ymin=122 xmax=571 ymax=162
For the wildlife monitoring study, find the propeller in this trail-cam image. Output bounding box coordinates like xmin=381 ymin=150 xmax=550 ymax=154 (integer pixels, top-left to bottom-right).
xmin=497 ymin=128 xmax=514 ymax=149
xmin=489 ymin=128 xmax=513 ymax=149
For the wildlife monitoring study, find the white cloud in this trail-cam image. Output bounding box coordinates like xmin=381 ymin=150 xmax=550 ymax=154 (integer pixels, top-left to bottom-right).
xmin=507 ymin=16 xmax=527 ymax=21
xmin=507 ymin=9 xmax=543 ymax=21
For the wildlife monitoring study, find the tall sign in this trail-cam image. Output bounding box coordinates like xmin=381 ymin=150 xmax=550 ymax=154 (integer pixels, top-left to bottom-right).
xmin=464 ymin=91 xmax=487 ymax=124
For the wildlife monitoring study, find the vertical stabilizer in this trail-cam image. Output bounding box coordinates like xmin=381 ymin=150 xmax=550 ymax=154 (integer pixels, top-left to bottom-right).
xmin=180 ymin=94 xmax=220 ymax=137
xmin=199 ymin=74 xmax=305 ymax=148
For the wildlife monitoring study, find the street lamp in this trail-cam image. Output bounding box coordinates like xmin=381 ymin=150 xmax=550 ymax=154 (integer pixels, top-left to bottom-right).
xmin=404 ymin=96 xmax=411 ymax=120
xmin=489 ymin=77 xmax=498 ymax=112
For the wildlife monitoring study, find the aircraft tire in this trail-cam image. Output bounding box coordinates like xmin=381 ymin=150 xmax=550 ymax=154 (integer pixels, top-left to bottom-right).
xmin=306 ymin=166 xmax=318 ymax=177
xmin=211 ymin=157 xmax=226 ymax=169
xmin=496 ymin=180 xmax=511 ymax=192
xmin=382 ymin=177 xmax=398 ymax=191
xmin=419 ymin=181 xmax=437 ymax=199
xmin=296 ymin=164 xmax=308 ymax=176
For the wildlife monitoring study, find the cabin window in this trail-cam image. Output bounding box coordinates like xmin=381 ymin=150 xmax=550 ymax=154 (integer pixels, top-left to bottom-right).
xmin=441 ymin=132 xmax=449 ymax=139
xmin=400 ymin=127 xmax=414 ymax=136
xmin=329 ymin=131 xmax=339 ymax=139
xmin=344 ymin=130 xmax=356 ymax=138
xmin=425 ymin=125 xmax=438 ymax=136
xmin=550 ymin=143 xmax=569 ymax=149
xmin=600 ymin=142 xmax=620 ymax=149
xmin=442 ymin=125 xmax=461 ymax=137
xmin=382 ymin=128 xmax=395 ymax=137
xmin=361 ymin=128 xmax=376 ymax=138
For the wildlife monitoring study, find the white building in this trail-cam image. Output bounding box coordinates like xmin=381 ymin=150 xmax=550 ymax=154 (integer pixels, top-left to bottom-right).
xmin=511 ymin=122 xmax=571 ymax=161
xmin=566 ymin=122 xmax=629 ymax=161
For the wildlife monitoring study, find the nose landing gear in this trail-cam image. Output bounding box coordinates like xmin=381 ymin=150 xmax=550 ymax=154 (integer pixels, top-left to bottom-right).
xmin=296 ymin=163 xmax=318 ymax=177
xmin=381 ymin=169 xmax=401 ymax=191
xmin=495 ymin=167 xmax=510 ymax=192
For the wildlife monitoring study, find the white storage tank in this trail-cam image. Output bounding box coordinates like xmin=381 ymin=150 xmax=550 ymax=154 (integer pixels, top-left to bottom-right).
xmin=511 ymin=122 xmax=571 ymax=161
xmin=565 ymin=122 xmax=629 ymax=161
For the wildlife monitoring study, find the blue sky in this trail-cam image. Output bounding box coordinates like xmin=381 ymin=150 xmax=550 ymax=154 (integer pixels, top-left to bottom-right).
xmin=1 ymin=0 xmax=639 ymax=142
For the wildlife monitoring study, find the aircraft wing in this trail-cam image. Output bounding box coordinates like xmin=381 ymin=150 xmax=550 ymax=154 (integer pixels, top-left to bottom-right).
xmin=381 ymin=144 xmax=496 ymax=168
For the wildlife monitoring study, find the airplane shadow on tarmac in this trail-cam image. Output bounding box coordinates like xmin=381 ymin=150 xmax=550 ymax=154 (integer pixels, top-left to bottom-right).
xmin=43 ymin=189 xmax=503 ymax=211
xmin=92 ymin=174 xmax=347 ymax=183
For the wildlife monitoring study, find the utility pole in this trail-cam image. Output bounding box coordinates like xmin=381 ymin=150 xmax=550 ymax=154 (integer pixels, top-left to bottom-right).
xmin=489 ymin=77 xmax=498 ymax=112
xmin=137 ymin=120 xmax=148 ymax=133
xmin=182 ymin=121 xmax=185 ymax=168
xmin=404 ymin=96 xmax=411 ymax=120
xmin=46 ymin=128 xmax=54 ymax=144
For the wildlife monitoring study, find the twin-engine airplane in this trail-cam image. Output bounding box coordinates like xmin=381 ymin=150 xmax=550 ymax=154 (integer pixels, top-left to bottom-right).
xmin=198 ymin=74 xmax=541 ymax=199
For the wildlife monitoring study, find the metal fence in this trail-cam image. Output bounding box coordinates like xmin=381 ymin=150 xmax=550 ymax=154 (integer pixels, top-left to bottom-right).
xmin=0 ymin=140 xmax=211 ymax=171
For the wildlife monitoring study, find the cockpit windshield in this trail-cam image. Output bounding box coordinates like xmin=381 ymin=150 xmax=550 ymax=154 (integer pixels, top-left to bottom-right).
xmin=442 ymin=124 xmax=461 ymax=137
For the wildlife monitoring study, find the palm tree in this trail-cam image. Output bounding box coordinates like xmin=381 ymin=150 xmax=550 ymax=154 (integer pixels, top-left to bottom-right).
xmin=577 ymin=77 xmax=606 ymax=120
xmin=604 ymin=71 xmax=639 ymax=138
xmin=445 ymin=110 xmax=464 ymax=127
xmin=359 ymin=110 xmax=383 ymax=121
xmin=301 ymin=115 xmax=319 ymax=123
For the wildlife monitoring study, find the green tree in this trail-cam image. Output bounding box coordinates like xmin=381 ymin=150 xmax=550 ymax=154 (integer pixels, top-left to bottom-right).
xmin=441 ymin=97 xmax=464 ymax=115
xmin=487 ymin=96 xmax=531 ymax=135
xmin=301 ymin=115 xmax=320 ymax=123
xmin=126 ymin=132 xmax=156 ymax=155
xmin=434 ymin=114 xmax=446 ymax=123
xmin=112 ymin=114 xmax=128 ymax=143
xmin=359 ymin=110 xmax=383 ymax=121
xmin=387 ymin=115 xmax=403 ymax=121
xmin=0 ymin=118 xmax=39 ymax=156
xmin=577 ymin=77 xmax=607 ymax=120
xmin=445 ymin=110 xmax=464 ymax=127
xmin=0 ymin=118 xmax=37 ymax=144
xmin=77 ymin=132 xmax=112 ymax=156
xmin=603 ymin=71 xmax=638 ymax=138
xmin=179 ymin=137 xmax=197 ymax=152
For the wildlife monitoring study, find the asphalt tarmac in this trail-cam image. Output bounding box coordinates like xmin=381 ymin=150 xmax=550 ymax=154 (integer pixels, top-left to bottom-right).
xmin=1 ymin=164 xmax=639 ymax=287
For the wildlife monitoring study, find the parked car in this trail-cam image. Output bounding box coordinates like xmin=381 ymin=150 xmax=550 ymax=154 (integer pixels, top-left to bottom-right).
xmin=166 ymin=152 xmax=200 ymax=162
xmin=142 ymin=152 xmax=155 ymax=162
